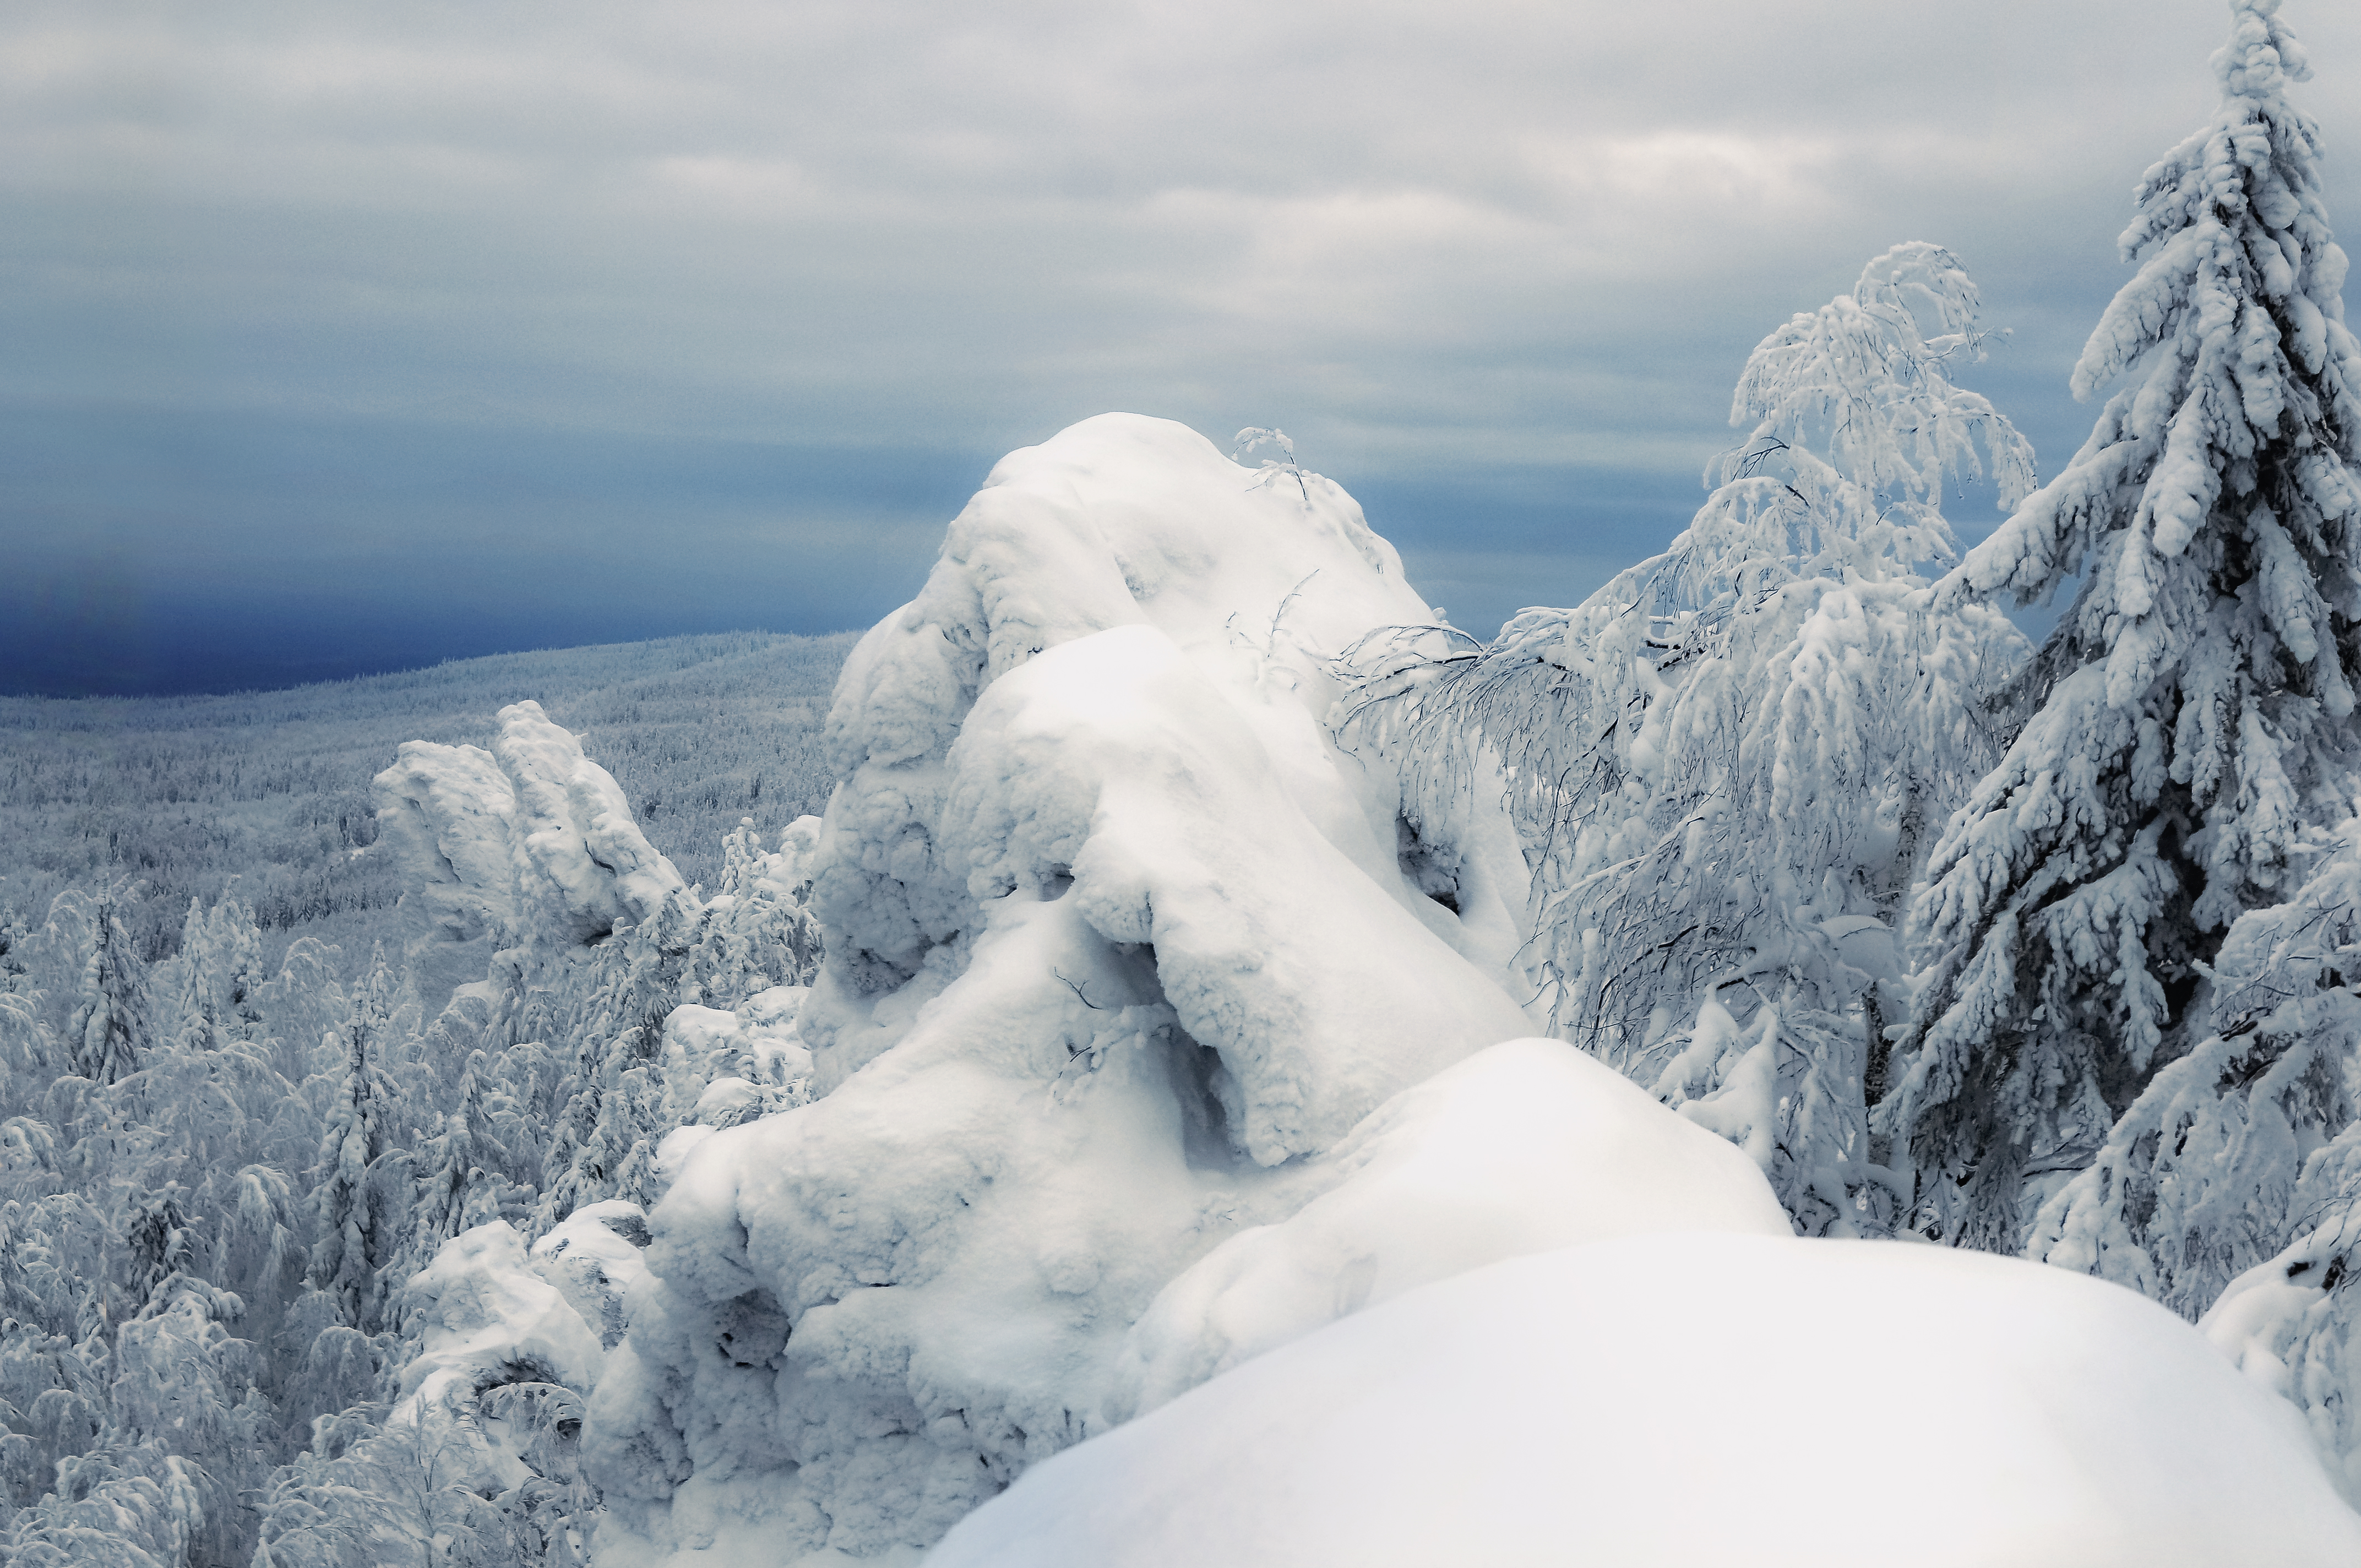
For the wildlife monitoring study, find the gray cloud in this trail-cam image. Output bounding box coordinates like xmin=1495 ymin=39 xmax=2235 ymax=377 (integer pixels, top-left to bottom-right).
xmin=4 ymin=0 xmax=2357 ymax=688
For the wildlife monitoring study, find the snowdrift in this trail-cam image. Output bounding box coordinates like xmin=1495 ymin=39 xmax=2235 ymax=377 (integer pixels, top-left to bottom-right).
xmin=931 ymin=1234 xmax=2361 ymax=1568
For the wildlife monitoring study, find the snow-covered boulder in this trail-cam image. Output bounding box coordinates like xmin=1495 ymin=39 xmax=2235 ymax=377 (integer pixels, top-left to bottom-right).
xmin=402 ymin=1221 xmax=607 ymax=1408
xmin=376 ymin=738 xmax=524 ymax=1014
xmin=493 ymin=698 xmax=688 ymax=944
xmin=533 ymin=1200 xmax=657 ymax=1352
xmin=584 ymin=415 xmax=1558 ymax=1560
xmin=932 ymin=1234 xmax=2361 ymax=1568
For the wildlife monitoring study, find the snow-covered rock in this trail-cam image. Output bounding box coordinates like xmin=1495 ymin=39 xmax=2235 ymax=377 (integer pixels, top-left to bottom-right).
xmin=374 ymin=700 xmax=689 ymax=1015
xmin=402 ymin=1221 xmax=607 ymax=1408
xmin=533 ymin=1200 xmax=657 ymax=1352
xmin=932 ymin=1234 xmax=2361 ymax=1568
xmin=376 ymin=738 xmax=525 ymax=1014
xmin=495 ymin=698 xmax=689 ymax=943
xmin=584 ymin=415 xmax=1556 ymax=1561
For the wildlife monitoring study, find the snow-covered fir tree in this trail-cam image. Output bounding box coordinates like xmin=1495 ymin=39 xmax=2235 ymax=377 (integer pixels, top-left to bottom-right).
xmin=1343 ymin=242 xmax=2031 ymax=1234
xmin=62 ymin=889 xmax=146 ymax=1090
xmin=304 ymin=950 xmax=411 ymax=1336
xmin=1884 ymin=0 xmax=2361 ymax=1253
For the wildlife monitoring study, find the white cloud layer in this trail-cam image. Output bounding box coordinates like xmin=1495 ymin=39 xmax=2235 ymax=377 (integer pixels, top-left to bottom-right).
xmin=5 ymin=0 xmax=2359 ymax=676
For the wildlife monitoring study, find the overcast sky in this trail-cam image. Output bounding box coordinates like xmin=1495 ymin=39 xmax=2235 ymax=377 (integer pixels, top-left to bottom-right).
xmin=6 ymin=0 xmax=2358 ymax=694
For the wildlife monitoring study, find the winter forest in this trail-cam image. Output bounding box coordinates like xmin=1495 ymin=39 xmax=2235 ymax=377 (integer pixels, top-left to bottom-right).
xmin=13 ymin=2 xmax=2361 ymax=1562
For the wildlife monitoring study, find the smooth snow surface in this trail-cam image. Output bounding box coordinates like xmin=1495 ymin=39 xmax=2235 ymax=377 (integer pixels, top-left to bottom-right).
xmin=1109 ymin=1036 xmax=1787 ymax=1419
xmin=586 ymin=415 xmax=1564 ymax=1560
xmin=931 ymin=1234 xmax=2361 ymax=1568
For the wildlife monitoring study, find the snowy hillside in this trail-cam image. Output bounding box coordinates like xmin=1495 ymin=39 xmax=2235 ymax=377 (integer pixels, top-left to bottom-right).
xmin=0 ymin=630 xmax=852 ymax=976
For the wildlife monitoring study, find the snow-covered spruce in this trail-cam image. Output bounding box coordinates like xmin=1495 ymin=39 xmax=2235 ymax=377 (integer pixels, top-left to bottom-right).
xmin=2031 ymin=799 xmax=2361 ymax=1319
xmin=1890 ymin=0 xmax=2361 ymax=1254
xmin=1339 ymin=243 xmax=2031 ymax=1237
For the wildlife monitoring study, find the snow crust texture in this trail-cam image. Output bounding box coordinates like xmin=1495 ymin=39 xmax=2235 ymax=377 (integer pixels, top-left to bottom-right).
xmin=931 ymin=1235 xmax=2361 ymax=1568
xmin=584 ymin=415 xmax=1563 ymax=1560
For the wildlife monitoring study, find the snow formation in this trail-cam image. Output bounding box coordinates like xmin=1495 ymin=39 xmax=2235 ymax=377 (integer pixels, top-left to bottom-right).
xmin=582 ymin=415 xmax=1584 ymax=1561
xmin=376 ymin=699 xmax=689 ymax=1016
xmin=558 ymin=409 xmax=2361 ymax=1562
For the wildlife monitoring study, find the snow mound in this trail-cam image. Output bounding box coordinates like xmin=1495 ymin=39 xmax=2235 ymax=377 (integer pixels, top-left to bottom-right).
xmin=2202 ymin=1210 xmax=2361 ymax=1505
xmin=1109 ymin=1036 xmax=1788 ymax=1418
xmin=932 ymin=1234 xmax=2361 ymax=1568
xmin=533 ymin=1200 xmax=657 ymax=1352
xmin=585 ymin=415 xmax=1553 ymax=1560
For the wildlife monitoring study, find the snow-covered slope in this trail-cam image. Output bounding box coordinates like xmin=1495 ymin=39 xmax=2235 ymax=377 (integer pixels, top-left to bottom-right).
xmin=932 ymin=1235 xmax=2361 ymax=1568
xmin=583 ymin=415 xmax=1592 ymax=1561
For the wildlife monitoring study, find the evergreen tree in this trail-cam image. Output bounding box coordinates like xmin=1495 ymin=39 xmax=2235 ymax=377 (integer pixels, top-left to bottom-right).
xmin=306 ymin=954 xmax=406 ymax=1335
xmin=1886 ymin=0 xmax=2361 ymax=1251
xmin=64 ymin=891 xmax=146 ymax=1089
xmin=388 ymin=1056 xmax=515 ymax=1327
xmin=2030 ymin=796 xmax=2361 ymax=1315
xmin=159 ymin=896 xmax=265 ymax=1049
xmin=1343 ymin=243 xmax=2031 ymax=1235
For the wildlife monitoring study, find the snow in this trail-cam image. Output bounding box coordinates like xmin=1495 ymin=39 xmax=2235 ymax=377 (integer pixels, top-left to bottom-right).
xmin=585 ymin=414 xmax=1554 ymax=1561
xmin=2203 ymin=1207 xmax=2361 ymax=1506
xmin=932 ymin=1234 xmax=2361 ymax=1568
xmin=658 ymin=992 xmax=815 ymax=1136
xmin=534 ymin=1200 xmax=657 ymax=1351
xmin=494 ymin=698 xmax=690 ymax=943
xmin=1108 ymin=1036 xmax=1787 ymax=1419
xmin=400 ymin=1221 xmax=608 ymax=1409
xmin=375 ymin=737 xmax=524 ymax=1014
xmin=374 ymin=699 xmax=691 ymax=1015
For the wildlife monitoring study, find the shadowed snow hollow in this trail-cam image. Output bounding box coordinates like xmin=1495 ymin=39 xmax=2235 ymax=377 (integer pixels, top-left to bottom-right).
xmin=582 ymin=415 xmax=1712 ymax=1562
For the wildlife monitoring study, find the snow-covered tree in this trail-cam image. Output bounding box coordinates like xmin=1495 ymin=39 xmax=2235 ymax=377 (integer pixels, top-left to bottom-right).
xmin=157 ymin=896 xmax=265 ymax=1050
xmin=63 ymin=890 xmax=146 ymax=1089
xmin=306 ymin=952 xmax=409 ymax=1335
xmin=388 ymin=1056 xmax=517 ymax=1326
xmin=1343 ymin=242 xmax=2031 ymax=1234
xmin=1885 ymin=0 xmax=2361 ymax=1253
xmin=2030 ymin=795 xmax=2361 ymax=1315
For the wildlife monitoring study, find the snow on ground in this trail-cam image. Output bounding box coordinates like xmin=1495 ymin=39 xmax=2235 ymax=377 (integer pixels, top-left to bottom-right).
xmin=584 ymin=415 xmax=1565 ymax=1562
xmin=2203 ymin=1208 xmax=2361 ymax=1506
xmin=931 ymin=1234 xmax=2361 ymax=1568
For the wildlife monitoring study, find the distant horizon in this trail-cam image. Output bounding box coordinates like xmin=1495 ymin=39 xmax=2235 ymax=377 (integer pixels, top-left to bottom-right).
xmin=9 ymin=1 xmax=2333 ymax=700
xmin=0 ymin=621 xmax=865 ymax=704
